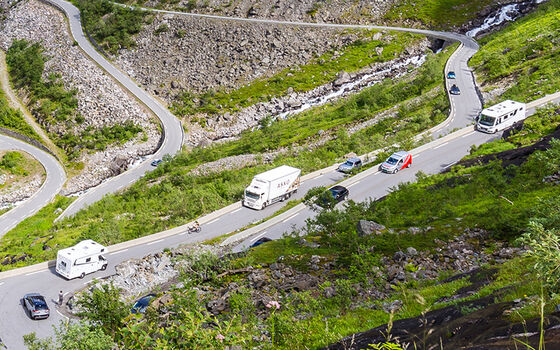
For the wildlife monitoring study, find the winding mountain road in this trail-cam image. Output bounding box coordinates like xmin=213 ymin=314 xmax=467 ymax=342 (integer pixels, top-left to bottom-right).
xmin=3 ymin=1 xmax=559 ymax=348
xmin=43 ymin=0 xmax=184 ymax=220
xmin=0 ymin=135 xmax=65 ymax=237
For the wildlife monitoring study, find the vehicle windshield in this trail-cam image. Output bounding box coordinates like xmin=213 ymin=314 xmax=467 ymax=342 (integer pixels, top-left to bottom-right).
xmin=385 ymin=157 xmax=398 ymax=165
xmin=245 ymin=191 xmax=260 ymax=200
xmin=478 ymin=115 xmax=495 ymax=126
xmin=32 ymin=298 xmax=48 ymax=309
xmin=344 ymin=160 xmax=355 ymax=166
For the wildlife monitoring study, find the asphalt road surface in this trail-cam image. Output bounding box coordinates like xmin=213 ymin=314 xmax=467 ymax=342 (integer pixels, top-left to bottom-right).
xmin=44 ymin=0 xmax=184 ymax=220
xmin=3 ymin=1 xmax=559 ymax=348
xmin=0 ymin=136 xmax=65 ymax=238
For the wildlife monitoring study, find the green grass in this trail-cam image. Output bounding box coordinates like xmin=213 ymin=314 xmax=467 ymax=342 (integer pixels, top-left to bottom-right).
xmin=172 ymin=31 xmax=423 ymax=116
xmin=0 ymin=87 xmax=40 ymax=141
xmin=471 ymin=0 xmax=560 ymax=104
xmin=468 ymin=105 xmax=560 ymax=158
xmin=0 ymin=45 xmax=455 ymax=270
xmin=384 ymin=0 xmax=496 ymax=29
xmin=0 ymin=196 xmax=74 ymax=271
xmin=6 ymin=39 xmax=144 ymax=160
xmin=0 ymin=151 xmax=29 ymax=176
xmin=73 ymin=0 xmax=147 ymax=55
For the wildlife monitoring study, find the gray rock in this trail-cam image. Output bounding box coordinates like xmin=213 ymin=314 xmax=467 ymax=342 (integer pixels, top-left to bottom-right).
xmin=323 ymin=286 xmax=336 ymax=298
xmin=334 ymin=71 xmax=351 ymax=87
xmin=406 ymin=247 xmax=418 ymax=256
xmin=408 ymin=227 xmax=422 ymax=235
xmin=393 ymin=251 xmax=406 ymax=262
xmin=357 ymin=220 xmax=386 ymax=236
xmin=382 ymin=300 xmax=403 ymax=313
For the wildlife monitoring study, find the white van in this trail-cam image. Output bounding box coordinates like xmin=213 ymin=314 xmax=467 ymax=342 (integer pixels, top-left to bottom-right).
xmin=56 ymin=240 xmax=108 ymax=279
xmin=476 ymin=100 xmax=526 ymax=133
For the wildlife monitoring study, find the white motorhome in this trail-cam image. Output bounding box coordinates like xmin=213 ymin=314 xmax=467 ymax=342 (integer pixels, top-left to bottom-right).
xmin=476 ymin=100 xmax=526 ymax=133
xmin=56 ymin=240 xmax=108 ymax=279
xmin=243 ymin=165 xmax=301 ymax=210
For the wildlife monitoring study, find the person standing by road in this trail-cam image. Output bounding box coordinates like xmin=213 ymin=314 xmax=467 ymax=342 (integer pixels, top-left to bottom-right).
xmin=58 ymin=290 xmax=64 ymax=306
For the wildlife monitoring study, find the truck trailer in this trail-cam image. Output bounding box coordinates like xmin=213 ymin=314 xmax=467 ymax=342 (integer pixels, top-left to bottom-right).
xmin=476 ymin=100 xmax=526 ymax=133
xmin=56 ymin=240 xmax=108 ymax=279
xmin=243 ymin=165 xmax=301 ymax=210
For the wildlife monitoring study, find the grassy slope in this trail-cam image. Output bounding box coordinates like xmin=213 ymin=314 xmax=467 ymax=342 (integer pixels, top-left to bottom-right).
xmin=110 ymin=112 xmax=560 ymax=348
xmin=384 ymin=0 xmax=497 ymax=29
xmin=471 ymin=0 xmax=560 ymax=104
xmin=0 ymin=86 xmax=41 ymax=141
xmin=0 ymin=44 xmax=453 ymax=270
xmin=173 ymin=31 xmax=423 ymax=117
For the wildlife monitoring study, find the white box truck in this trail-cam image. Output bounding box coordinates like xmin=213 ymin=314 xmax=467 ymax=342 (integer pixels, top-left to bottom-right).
xmin=476 ymin=100 xmax=526 ymax=133
xmin=56 ymin=240 xmax=108 ymax=279
xmin=243 ymin=165 xmax=301 ymax=210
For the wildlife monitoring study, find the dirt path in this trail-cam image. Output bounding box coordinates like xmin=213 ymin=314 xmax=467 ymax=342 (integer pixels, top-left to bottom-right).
xmin=0 ymin=49 xmax=63 ymax=160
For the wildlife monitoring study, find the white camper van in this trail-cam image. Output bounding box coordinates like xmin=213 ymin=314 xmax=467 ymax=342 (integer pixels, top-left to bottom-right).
xmin=243 ymin=165 xmax=301 ymax=210
xmin=476 ymin=100 xmax=526 ymax=133
xmin=56 ymin=240 xmax=108 ymax=279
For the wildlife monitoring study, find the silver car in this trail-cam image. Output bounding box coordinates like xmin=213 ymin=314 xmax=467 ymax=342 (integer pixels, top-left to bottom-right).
xmin=23 ymin=293 xmax=50 ymax=320
xmin=337 ymin=157 xmax=362 ymax=173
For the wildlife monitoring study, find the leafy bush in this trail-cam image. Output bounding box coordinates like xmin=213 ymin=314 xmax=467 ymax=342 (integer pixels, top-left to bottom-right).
xmin=0 ymin=88 xmax=39 ymax=140
xmin=0 ymin=151 xmax=28 ymax=176
xmin=74 ymin=0 xmax=146 ymax=55
xmin=76 ymin=283 xmax=129 ymax=336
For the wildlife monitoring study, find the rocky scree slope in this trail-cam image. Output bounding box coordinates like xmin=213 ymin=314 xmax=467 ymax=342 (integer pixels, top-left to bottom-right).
xmin=124 ymin=0 xmax=400 ymax=24
xmin=0 ymin=0 xmax=161 ymax=195
xmin=115 ymin=14 xmax=361 ymax=101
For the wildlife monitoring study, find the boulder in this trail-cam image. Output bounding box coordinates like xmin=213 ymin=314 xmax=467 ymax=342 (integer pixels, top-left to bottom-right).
xmin=334 ymin=71 xmax=351 ymax=87
xmin=357 ymin=220 xmax=386 ymax=236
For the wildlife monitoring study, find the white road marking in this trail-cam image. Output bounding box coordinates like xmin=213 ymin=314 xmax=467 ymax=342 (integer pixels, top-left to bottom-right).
xmin=63 ymin=292 xmax=70 ymax=297
xmin=207 ymin=218 xmax=220 ymax=225
xmin=56 ymin=309 xmax=69 ymax=320
xmin=251 ymin=231 xmax=267 ymax=242
xmin=433 ymin=142 xmax=449 ymax=150
xmin=462 ymin=131 xmax=476 ymax=138
xmin=282 ymin=212 xmax=300 ymax=223
xmin=231 ymin=208 xmax=242 ymax=214
xmin=447 ymin=161 xmax=459 ymax=168
xmin=146 ymin=239 xmax=164 ymax=246
xmin=347 ymin=181 xmax=361 ymax=188
xmin=109 ymin=249 xmax=129 ymax=255
xmin=83 ymin=280 xmax=95 ymax=285
xmin=178 ymin=232 xmax=187 ymax=236
xmin=25 ymin=271 xmax=44 ymax=276
xmin=0 ymin=282 xmax=4 ymax=286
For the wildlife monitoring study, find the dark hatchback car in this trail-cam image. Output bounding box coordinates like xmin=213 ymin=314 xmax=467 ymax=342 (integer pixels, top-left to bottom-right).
xmin=449 ymin=84 xmax=461 ymax=95
xmin=131 ymin=293 xmax=157 ymax=314
xmin=23 ymin=293 xmax=50 ymax=320
xmin=316 ymin=185 xmax=349 ymax=209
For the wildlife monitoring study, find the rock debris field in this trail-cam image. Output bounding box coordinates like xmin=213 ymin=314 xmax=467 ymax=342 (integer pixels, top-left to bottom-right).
xmin=0 ymin=0 xmax=161 ymax=195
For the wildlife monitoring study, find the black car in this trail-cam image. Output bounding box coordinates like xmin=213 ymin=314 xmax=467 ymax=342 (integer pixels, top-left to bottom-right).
xmin=131 ymin=293 xmax=156 ymax=314
xmin=23 ymin=293 xmax=50 ymax=320
xmin=316 ymin=185 xmax=349 ymax=208
xmin=250 ymin=237 xmax=272 ymax=248
xmin=449 ymin=84 xmax=460 ymax=95
xmin=329 ymin=185 xmax=349 ymax=202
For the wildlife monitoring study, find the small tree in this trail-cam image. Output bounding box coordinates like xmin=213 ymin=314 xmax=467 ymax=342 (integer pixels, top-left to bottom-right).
xmin=518 ymin=221 xmax=560 ymax=287
xmin=24 ymin=321 xmax=114 ymax=350
xmin=76 ymin=283 xmax=129 ymax=336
